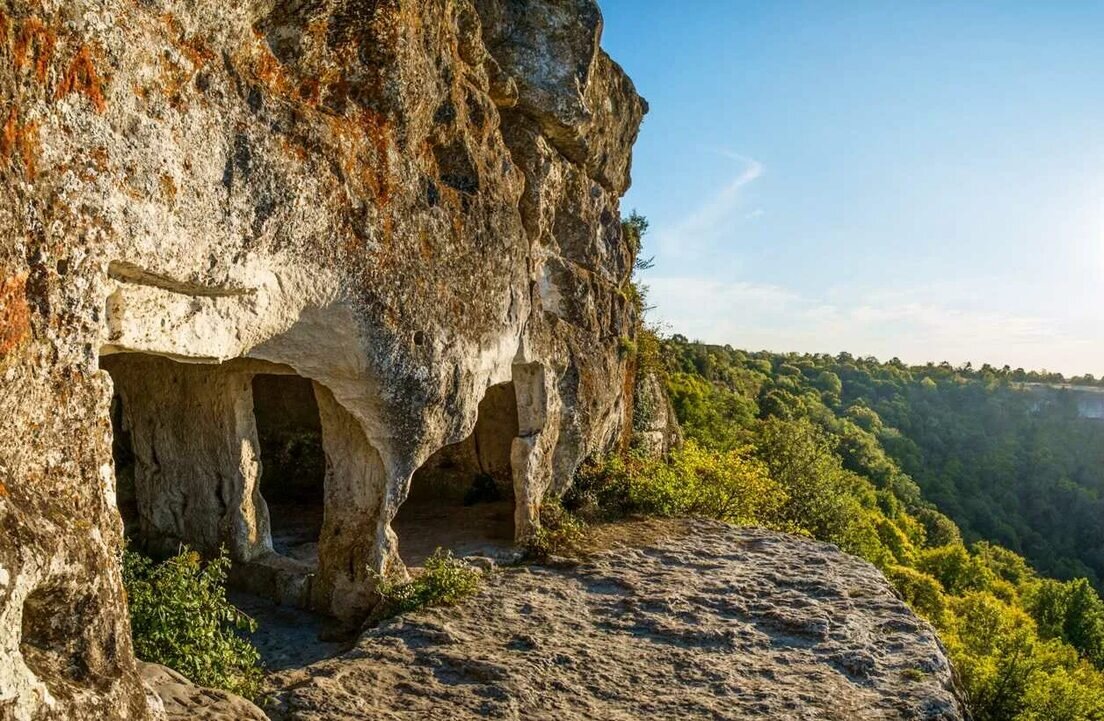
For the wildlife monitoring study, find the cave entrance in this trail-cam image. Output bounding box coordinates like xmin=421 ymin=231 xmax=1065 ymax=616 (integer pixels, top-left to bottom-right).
xmin=99 ymin=349 xmax=391 ymax=620
xmin=251 ymin=374 xmax=327 ymax=567
xmin=109 ymin=390 xmax=139 ymax=540
xmin=99 ymin=354 xmax=329 ymax=578
xmin=394 ymin=381 xmax=519 ymax=567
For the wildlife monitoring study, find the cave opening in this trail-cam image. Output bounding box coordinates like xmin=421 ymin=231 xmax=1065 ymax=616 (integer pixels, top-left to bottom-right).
xmin=100 ymin=354 xmax=330 ymax=569
xmin=109 ymin=390 xmax=139 ymax=540
xmin=251 ymin=374 xmax=327 ymax=568
xmin=393 ymin=381 xmax=519 ymax=567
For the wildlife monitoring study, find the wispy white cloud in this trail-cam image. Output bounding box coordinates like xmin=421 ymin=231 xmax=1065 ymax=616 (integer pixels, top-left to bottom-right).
xmin=645 ymin=275 xmax=1098 ymax=374
xmin=655 ymin=152 xmax=763 ymax=257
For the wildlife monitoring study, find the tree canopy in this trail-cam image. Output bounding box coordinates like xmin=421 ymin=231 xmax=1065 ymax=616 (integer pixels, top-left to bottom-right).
xmin=635 ymin=336 xmax=1104 ymax=719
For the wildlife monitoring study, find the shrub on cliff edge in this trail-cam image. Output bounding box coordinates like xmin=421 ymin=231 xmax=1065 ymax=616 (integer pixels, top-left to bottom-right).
xmin=122 ymin=547 xmax=263 ymax=700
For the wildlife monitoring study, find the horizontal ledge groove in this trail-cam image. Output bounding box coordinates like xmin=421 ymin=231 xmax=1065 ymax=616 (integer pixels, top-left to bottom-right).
xmin=108 ymin=261 xmax=256 ymax=298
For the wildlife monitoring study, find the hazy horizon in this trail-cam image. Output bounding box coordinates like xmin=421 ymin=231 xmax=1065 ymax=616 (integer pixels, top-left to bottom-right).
xmin=600 ymin=1 xmax=1104 ymax=377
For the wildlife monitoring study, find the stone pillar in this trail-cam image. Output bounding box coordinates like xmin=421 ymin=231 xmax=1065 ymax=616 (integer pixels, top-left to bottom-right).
xmin=311 ymin=383 xmax=391 ymax=622
xmin=103 ymin=355 xmax=270 ymax=562
xmin=510 ymin=362 xmax=558 ymax=540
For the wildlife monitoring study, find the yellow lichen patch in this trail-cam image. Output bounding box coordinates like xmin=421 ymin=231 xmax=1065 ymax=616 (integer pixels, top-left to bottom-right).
xmin=13 ymin=17 xmax=55 ymax=83
xmin=0 ymin=272 xmax=30 ymax=358
xmin=159 ymin=173 xmax=177 ymax=202
xmin=56 ymin=45 xmax=106 ymax=112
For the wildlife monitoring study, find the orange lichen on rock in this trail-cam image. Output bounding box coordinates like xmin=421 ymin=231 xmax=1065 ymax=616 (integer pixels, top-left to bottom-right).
xmin=57 ymin=45 xmax=106 ymax=112
xmin=1 ymin=108 xmax=41 ymax=178
xmin=178 ymin=36 xmax=214 ymax=71
xmin=249 ymin=32 xmax=293 ymax=100
xmin=14 ymin=17 xmax=55 ymax=83
xmin=1 ymin=107 xmax=18 ymax=160
xmin=0 ymin=272 xmax=30 ymax=358
xmin=358 ymin=108 xmax=394 ymax=208
xmin=18 ymin=119 xmax=38 ymax=177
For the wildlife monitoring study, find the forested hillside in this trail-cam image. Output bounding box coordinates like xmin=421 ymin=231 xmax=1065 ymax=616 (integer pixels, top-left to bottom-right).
xmin=579 ymin=333 xmax=1104 ymax=718
xmin=663 ymin=339 xmax=1104 ymax=587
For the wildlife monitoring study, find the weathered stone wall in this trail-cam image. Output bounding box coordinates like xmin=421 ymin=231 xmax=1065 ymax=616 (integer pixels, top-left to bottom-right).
xmin=0 ymin=0 xmax=644 ymax=717
xmin=633 ymin=370 xmax=683 ymax=457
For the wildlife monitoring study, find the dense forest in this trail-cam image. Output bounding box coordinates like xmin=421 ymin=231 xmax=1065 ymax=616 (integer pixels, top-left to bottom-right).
xmin=662 ymin=341 xmax=1104 ymax=588
xmin=570 ymin=325 xmax=1104 ymax=719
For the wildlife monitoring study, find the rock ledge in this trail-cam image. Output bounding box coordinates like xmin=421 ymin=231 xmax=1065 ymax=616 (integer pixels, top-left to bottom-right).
xmin=268 ymin=520 xmax=964 ymax=721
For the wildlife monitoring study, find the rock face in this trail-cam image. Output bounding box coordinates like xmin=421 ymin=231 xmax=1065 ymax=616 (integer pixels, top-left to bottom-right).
xmin=139 ymin=663 xmax=267 ymax=721
xmin=633 ymin=369 xmax=683 ymax=456
xmin=267 ymin=520 xmax=965 ymax=721
xmin=0 ymin=0 xmax=645 ymax=717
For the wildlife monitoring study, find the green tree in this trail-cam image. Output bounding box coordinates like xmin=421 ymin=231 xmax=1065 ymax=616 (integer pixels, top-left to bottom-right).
xmin=754 ymin=418 xmax=858 ymax=544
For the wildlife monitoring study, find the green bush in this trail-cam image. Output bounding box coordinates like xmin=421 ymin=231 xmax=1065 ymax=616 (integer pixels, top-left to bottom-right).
xmin=754 ymin=418 xmax=861 ymax=544
xmin=885 ymin=564 xmax=948 ymax=623
xmin=376 ymin=548 xmax=482 ymax=617
xmin=571 ymin=441 xmax=787 ymax=527
xmin=523 ymin=500 xmax=588 ymax=558
xmin=122 ymin=547 xmax=263 ymax=700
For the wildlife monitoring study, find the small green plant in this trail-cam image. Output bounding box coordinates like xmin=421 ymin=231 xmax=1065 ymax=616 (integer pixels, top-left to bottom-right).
xmin=523 ymin=500 xmax=588 ymax=559
xmin=376 ymin=548 xmax=482 ymax=617
xmin=903 ymin=667 xmax=928 ymax=682
xmin=618 ymin=335 xmax=638 ymax=358
xmin=122 ymin=547 xmax=263 ymax=700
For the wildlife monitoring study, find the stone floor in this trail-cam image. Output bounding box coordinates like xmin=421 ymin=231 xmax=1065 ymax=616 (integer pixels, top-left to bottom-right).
xmin=268 ymin=503 xmax=323 ymax=566
xmin=230 ymin=591 xmax=350 ymax=671
xmin=391 ymin=498 xmax=517 ymax=567
xmin=266 ymin=519 xmax=965 ymax=721
xmin=231 ymin=497 xmax=519 ymax=672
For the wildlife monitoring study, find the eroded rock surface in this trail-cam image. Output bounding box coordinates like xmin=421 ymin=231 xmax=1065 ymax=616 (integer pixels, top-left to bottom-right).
xmin=633 ymin=370 xmax=683 ymax=457
xmin=267 ymin=521 xmax=964 ymax=721
xmin=139 ymin=663 xmax=267 ymax=721
xmin=1 ymin=0 xmax=644 ymax=717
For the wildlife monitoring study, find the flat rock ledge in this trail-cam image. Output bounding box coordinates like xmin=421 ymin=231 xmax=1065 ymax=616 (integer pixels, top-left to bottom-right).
xmin=265 ymin=520 xmax=964 ymax=720
xmin=140 ymin=662 xmax=267 ymax=721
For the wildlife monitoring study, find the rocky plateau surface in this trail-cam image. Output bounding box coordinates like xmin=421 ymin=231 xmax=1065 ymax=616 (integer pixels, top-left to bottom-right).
xmin=265 ymin=520 xmax=965 ymax=721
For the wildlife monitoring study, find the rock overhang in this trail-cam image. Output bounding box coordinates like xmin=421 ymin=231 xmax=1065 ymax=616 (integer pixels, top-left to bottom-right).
xmin=1 ymin=0 xmax=646 ymax=716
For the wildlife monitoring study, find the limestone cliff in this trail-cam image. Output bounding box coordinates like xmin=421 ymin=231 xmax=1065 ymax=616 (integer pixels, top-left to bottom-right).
xmin=0 ymin=0 xmax=644 ymax=717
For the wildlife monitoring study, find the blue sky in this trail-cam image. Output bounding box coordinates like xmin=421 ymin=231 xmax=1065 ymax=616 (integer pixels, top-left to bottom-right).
xmin=598 ymin=0 xmax=1104 ymax=375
